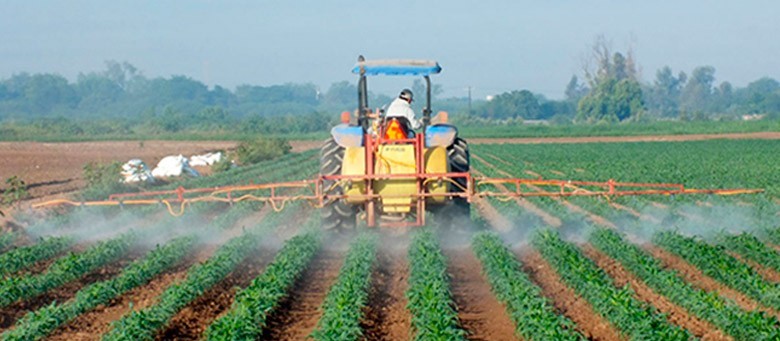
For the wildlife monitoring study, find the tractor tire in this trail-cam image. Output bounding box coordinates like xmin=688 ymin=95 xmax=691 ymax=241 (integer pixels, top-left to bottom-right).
xmin=320 ymin=138 xmax=357 ymax=231
xmin=432 ymin=137 xmax=471 ymax=228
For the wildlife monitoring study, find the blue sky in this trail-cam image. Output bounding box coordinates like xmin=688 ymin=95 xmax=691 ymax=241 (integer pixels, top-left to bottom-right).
xmin=1 ymin=1 xmax=778 ymax=99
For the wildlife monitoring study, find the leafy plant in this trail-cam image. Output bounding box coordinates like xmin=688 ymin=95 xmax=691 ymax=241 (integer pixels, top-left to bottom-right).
xmin=533 ymin=229 xmax=691 ymax=340
xmin=205 ymin=229 xmax=321 ymax=340
xmin=234 ymin=137 xmax=292 ymax=166
xmin=2 ymin=176 xmax=29 ymax=206
xmin=2 ymin=236 xmax=195 ymax=341
xmin=472 ymin=232 xmax=585 ymax=340
xmin=311 ymin=233 xmax=377 ymax=340
xmin=0 ymin=232 xmax=135 ymax=308
xmin=406 ymin=229 xmax=466 ymax=340
xmin=591 ymin=228 xmax=780 ymax=340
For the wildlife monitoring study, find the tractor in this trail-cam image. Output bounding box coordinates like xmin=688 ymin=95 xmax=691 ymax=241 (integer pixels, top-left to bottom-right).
xmin=320 ymin=57 xmax=470 ymax=229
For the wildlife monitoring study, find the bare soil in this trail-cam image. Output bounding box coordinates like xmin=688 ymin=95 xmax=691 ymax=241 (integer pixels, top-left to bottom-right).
xmin=260 ymin=249 xmax=343 ymax=340
xmin=519 ymin=250 xmax=622 ymax=341
xmin=645 ymin=245 xmax=780 ymax=320
xmin=0 ymin=249 xmax=142 ymax=333
xmin=363 ymin=250 xmax=412 ymax=341
xmin=0 ymin=140 xmax=236 ymax=200
xmin=583 ymin=246 xmax=730 ymax=340
xmin=445 ymin=248 xmax=518 ymax=340
xmin=46 ymin=244 xmax=219 ymax=340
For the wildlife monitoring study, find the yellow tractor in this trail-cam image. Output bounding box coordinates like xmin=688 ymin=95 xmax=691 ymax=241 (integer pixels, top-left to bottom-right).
xmin=320 ymin=56 xmax=470 ymax=229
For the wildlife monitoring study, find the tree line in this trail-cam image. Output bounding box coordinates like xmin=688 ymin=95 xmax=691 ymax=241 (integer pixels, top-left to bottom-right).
xmin=470 ymin=41 xmax=780 ymax=123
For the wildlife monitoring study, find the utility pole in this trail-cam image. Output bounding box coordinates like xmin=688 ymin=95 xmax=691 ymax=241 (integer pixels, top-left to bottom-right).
xmin=467 ymin=86 xmax=472 ymax=115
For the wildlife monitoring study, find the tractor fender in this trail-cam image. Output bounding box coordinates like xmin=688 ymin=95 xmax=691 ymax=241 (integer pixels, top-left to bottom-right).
xmin=425 ymin=124 xmax=458 ymax=147
xmin=330 ymin=124 xmax=364 ymax=148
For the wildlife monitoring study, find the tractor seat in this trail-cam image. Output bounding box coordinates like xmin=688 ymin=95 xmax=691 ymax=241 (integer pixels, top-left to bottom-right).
xmin=384 ymin=117 xmax=415 ymax=140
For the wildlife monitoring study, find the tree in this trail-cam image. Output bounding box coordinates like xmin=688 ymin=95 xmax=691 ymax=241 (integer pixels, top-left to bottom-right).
xmin=480 ymin=90 xmax=542 ymax=120
xmin=564 ymin=75 xmax=588 ymax=103
xmin=680 ymin=66 xmax=716 ymax=113
xmin=647 ymin=66 xmax=686 ymax=118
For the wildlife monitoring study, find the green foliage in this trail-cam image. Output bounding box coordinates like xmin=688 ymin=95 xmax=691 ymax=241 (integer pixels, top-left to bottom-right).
xmin=2 ymin=236 xmax=195 ymax=341
xmin=103 ymin=233 xmax=258 ymax=341
xmin=472 ymin=232 xmax=585 ymax=340
xmin=654 ymin=231 xmax=780 ymax=311
xmin=0 ymin=232 xmax=16 ymax=251
xmin=205 ymin=229 xmax=321 ymax=340
xmin=577 ymin=78 xmax=644 ymax=123
xmin=591 ymin=228 xmax=780 ymax=340
xmin=406 ymin=229 xmax=466 ymax=340
xmin=311 ymin=233 xmax=377 ymax=341
xmin=234 ymin=138 xmax=292 ymax=165
xmin=720 ymin=232 xmax=780 ymax=274
xmin=81 ymin=161 xmax=124 ymax=199
xmin=0 ymin=232 xmax=135 ymax=308
xmin=0 ymin=236 xmax=74 ymax=278
xmin=2 ymin=176 xmax=29 ymax=206
xmin=533 ymin=229 xmax=691 ymax=340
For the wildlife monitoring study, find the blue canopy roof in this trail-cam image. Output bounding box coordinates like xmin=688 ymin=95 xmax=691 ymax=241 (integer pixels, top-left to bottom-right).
xmin=352 ymin=59 xmax=441 ymax=76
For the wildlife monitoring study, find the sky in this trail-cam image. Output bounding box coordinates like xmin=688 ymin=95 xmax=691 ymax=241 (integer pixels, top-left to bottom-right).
xmin=1 ymin=1 xmax=779 ymax=100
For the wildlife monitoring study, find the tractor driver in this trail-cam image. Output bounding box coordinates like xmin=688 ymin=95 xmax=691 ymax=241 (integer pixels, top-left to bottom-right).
xmin=385 ymin=89 xmax=421 ymax=130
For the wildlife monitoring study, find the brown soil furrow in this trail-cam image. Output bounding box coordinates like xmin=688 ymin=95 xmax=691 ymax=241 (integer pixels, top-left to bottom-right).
xmin=727 ymin=251 xmax=780 ymax=283
xmin=363 ymin=250 xmax=411 ymax=341
xmin=519 ymin=250 xmax=622 ymax=341
xmin=645 ymin=245 xmax=780 ymax=320
xmin=158 ymin=248 xmax=275 ymax=340
xmin=0 ymin=249 xmax=141 ymax=333
xmin=47 ymin=244 xmax=219 ymax=340
xmin=261 ymin=249 xmax=343 ymax=340
xmin=583 ymin=246 xmax=730 ymax=340
xmin=445 ymin=249 xmax=518 ymax=341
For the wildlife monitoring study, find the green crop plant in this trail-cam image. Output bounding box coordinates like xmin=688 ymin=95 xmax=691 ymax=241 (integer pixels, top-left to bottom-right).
xmin=0 ymin=232 xmax=135 ymax=308
xmin=0 ymin=232 xmax=15 ymax=252
xmin=0 ymin=236 xmax=74 ymax=277
xmin=205 ymin=228 xmax=321 ymax=340
xmin=720 ymin=232 xmax=780 ymax=274
xmin=654 ymin=231 xmax=780 ymax=311
xmin=2 ymin=235 xmax=196 ymax=341
xmin=102 ymin=207 xmax=299 ymax=341
xmin=533 ymin=229 xmax=692 ymax=340
xmin=472 ymin=232 xmax=585 ymax=340
xmin=591 ymin=228 xmax=780 ymax=340
xmin=310 ymin=233 xmax=378 ymax=341
xmin=406 ymin=229 xmax=466 ymax=340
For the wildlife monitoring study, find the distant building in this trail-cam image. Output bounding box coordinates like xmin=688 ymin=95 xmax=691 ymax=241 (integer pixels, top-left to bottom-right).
xmin=741 ymin=114 xmax=766 ymax=121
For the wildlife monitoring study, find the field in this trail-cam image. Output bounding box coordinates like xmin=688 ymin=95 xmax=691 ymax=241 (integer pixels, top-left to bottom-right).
xmin=0 ymin=136 xmax=779 ymax=340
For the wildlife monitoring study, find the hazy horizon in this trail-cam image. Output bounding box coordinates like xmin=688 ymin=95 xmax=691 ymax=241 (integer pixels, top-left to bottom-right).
xmin=2 ymin=1 xmax=778 ymax=100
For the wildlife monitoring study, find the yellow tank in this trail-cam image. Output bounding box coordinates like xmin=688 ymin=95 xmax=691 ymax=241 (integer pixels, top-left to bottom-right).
xmin=341 ymin=145 xmax=448 ymax=212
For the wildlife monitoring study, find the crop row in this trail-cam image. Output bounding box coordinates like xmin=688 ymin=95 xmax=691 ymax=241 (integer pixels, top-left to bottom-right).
xmin=654 ymin=231 xmax=780 ymax=311
xmin=406 ymin=229 xmax=465 ymax=340
xmin=533 ymin=229 xmax=691 ymax=340
xmin=0 ymin=231 xmax=136 ymax=308
xmin=720 ymin=232 xmax=780 ymax=274
xmin=472 ymin=232 xmax=585 ymax=340
xmin=99 ymin=211 xmax=288 ymax=341
xmin=590 ymin=228 xmax=780 ymax=340
xmin=2 ymin=235 xmax=196 ymax=341
xmin=0 ymin=236 xmax=74 ymax=278
xmin=205 ymin=227 xmax=321 ymax=340
xmin=311 ymin=233 xmax=377 ymax=341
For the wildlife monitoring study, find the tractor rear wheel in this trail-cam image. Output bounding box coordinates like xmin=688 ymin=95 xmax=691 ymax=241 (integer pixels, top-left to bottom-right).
xmin=320 ymin=138 xmax=357 ymax=230
xmin=432 ymin=137 xmax=471 ymax=227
